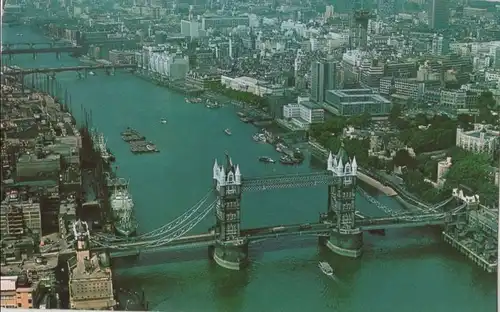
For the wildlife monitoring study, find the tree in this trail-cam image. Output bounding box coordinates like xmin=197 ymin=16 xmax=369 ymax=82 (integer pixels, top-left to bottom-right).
xmin=393 ymin=149 xmax=416 ymax=168
xmin=389 ymin=103 xmax=402 ymax=123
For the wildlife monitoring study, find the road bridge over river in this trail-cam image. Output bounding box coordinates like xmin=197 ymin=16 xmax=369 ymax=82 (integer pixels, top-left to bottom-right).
xmin=79 ymin=150 xmax=485 ymax=271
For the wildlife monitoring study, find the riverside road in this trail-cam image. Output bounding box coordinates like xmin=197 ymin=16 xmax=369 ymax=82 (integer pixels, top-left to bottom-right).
xmin=2 ymin=25 xmax=496 ymax=312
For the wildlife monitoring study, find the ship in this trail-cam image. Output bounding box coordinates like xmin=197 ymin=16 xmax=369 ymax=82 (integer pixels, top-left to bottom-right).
xmin=259 ymin=156 xmax=275 ymax=163
xmin=92 ymin=130 xmax=115 ymax=163
xmin=224 ymin=128 xmax=232 ymax=135
xmin=109 ymin=178 xmax=138 ymax=237
xmin=319 ymin=261 xmax=334 ymax=276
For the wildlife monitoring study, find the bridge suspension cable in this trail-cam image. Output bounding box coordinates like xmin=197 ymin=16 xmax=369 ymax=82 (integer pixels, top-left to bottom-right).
xmin=93 ymin=190 xmax=214 ymax=242
xmin=92 ymin=201 xmax=216 ymax=250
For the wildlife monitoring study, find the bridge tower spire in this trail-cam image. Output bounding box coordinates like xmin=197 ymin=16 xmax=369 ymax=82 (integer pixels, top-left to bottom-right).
xmin=322 ymin=144 xmax=363 ymax=257
xmin=210 ymin=155 xmax=248 ymax=270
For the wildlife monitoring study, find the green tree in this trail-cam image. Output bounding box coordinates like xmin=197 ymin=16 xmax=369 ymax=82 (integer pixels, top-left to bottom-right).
xmin=389 ymin=103 xmax=402 ymax=123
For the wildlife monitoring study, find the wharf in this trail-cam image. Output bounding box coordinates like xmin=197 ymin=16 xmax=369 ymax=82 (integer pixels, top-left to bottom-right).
xmin=442 ymin=231 xmax=497 ymax=273
xmin=129 ymin=140 xmax=159 ymax=154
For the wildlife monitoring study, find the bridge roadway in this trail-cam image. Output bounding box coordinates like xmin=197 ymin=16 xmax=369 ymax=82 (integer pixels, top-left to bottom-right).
xmin=6 ymin=64 xmax=137 ymax=75
xmin=96 ymin=214 xmax=457 ymax=258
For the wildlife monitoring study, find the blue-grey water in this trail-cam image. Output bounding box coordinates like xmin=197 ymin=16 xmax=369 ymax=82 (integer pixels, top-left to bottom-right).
xmin=2 ymin=26 xmax=497 ymax=312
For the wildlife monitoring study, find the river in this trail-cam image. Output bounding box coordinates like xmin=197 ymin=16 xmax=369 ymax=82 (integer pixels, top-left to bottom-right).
xmin=2 ymin=26 xmax=496 ymax=312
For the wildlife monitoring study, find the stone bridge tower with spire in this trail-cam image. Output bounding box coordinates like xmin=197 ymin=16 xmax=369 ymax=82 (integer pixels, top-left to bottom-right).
xmin=321 ymin=145 xmax=363 ymax=257
xmin=211 ymin=153 xmax=249 ymax=270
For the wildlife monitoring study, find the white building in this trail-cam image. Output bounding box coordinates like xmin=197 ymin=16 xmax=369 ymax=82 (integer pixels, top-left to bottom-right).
xmin=146 ymin=50 xmax=189 ymax=80
xmin=456 ymin=124 xmax=499 ymax=156
xmin=282 ymin=100 xmax=324 ymax=129
xmin=220 ymin=76 xmax=285 ymax=96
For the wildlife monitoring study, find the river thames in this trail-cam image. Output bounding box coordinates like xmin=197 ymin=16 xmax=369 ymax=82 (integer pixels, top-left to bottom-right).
xmin=2 ymin=25 xmax=496 ymax=312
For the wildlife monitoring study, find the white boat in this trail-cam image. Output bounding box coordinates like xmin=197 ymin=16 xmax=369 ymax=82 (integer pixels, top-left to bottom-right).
xmin=224 ymin=128 xmax=232 ymax=136
xmin=160 ymin=118 xmax=167 ymax=124
xmin=319 ymin=261 xmax=334 ymax=276
xmin=109 ymin=178 xmax=138 ymax=237
xmin=88 ymin=71 xmax=96 ymax=76
xmin=253 ymin=133 xmax=266 ymax=142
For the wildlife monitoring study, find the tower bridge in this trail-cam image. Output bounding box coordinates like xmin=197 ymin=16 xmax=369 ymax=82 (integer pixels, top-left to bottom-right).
xmin=88 ymin=149 xmax=476 ymax=271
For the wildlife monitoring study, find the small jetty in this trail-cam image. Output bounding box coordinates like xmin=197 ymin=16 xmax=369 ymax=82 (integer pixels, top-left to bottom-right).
xmin=121 ymin=128 xmax=160 ymax=154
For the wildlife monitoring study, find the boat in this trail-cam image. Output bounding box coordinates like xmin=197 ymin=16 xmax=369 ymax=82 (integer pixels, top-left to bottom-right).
xmin=259 ymin=156 xmax=275 ymax=163
xmin=253 ymin=133 xmax=266 ymax=142
xmin=240 ymin=117 xmax=250 ymax=123
xmin=88 ymin=71 xmax=96 ymax=76
xmin=160 ymin=118 xmax=167 ymax=124
xmin=319 ymin=261 xmax=334 ymax=276
xmin=109 ymin=178 xmax=138 ymax=237
xmin=91 ymin=130 xmax=114 ymax=163
xmin=224 ymin=128 xmax=232 ymax=136
xmin=280 ymin=155 xmax=296 ymax=165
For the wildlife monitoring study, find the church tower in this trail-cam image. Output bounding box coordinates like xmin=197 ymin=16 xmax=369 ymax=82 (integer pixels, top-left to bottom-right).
xmin=211 ymin=154 xmax=248 ymax=270
xmin=322 ymin=145 xmax=363 ymax=257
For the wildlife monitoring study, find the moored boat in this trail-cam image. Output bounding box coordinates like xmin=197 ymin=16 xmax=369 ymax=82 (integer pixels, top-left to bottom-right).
xmin=259 ymin=156 xmax=275 ymax=163
xmin=109 ymin=178 xmax=138 ymax=237
xmin=319 ymin=261 xmax=334 ymax=276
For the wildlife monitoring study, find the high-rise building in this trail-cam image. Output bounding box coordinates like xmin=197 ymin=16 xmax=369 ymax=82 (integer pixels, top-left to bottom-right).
xmin=431 ymin=35 xmax=450 ymax=56
xmin=428 ymin=0 xmax=449 ymax=30
xmin=310 ymin=61 xmax=337 ymax=104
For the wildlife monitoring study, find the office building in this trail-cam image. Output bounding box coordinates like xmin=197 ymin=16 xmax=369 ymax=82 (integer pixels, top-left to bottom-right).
xmin=325 ymin=89 xmax=392 ymax=117
xmin=180 ymin=20 xmax=200 ymax=38
xmin=310 ymin=60 xmax=337 ymax=104
xmin=428 ymin=0 xmax=449 ymax=30
xmin=201 ymin=16 xmax=249 ymax=30
xmin=431 ymin=35 xmax=449 ymax=56
xmin=282 ymin=101 xmax=325 ymax=129
xmin=1 ymin=200 xmax=42 ymax=236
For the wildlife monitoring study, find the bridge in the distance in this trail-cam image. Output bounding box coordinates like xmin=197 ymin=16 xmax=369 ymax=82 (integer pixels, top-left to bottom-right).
xmin=81 ymin=149 xmax=487 ymax=271
xmin=1 ymin=42 xmax=84 ymax=57
xmin=5 ymin=64 xmax=137 ymax=75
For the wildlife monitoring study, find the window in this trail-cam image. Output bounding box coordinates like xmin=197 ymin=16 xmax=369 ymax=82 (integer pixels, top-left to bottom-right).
xmin=28 ymin=299 xmax=32 ymax=304
xmin=18 ymin=303 xmax=22 ymax=307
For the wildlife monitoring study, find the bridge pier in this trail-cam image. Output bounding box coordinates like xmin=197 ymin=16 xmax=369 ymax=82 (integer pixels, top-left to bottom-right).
xmin=56 ymin=52 xmax=61 ymax=59
xmin=211 ymin=239 xmax=249 ymax=270
xmin=321 ymin=229 xmax=363 ymax=258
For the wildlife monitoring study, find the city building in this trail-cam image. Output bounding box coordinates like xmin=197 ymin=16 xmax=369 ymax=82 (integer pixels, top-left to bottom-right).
xmin=15 ymin=154 xmax=61 ymax=182
xmin=0 ymin=275 xmax=41 ymax=309
xmin=310 ymin=60 xmax=337 ymax=104
xmin=180 ymin=20 xmax=200 ymax=38
xmin=440 ymin=89 xmax=478 ymax=110
xmin=436 ymin=157 xmax=453 ymax=187
xmin=456 ymin=124 xmax=500 ymax=156
xmin=220 ymin=76 xmax=285 ymax=97
xmin=1 ymin=199 xmax=42 ymax=236
xmin=431 ymin=35 xmax=449 ymax=56
xmin=201 ymin=15 xmax=249 ymax=30
xmin=68 ymin=221 xmax=115 ymax=310
xmin=324 ymin=89 xmax=392 ymax=117
xmin=282 ymin=100 xmax=324 ymax=129
xmin=428 ymin=0 xmax=449 ymax=30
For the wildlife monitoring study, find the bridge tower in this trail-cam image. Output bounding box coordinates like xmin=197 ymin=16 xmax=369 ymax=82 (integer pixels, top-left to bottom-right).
xmin=211 ymin=154 xmax=248 ymax=270
xmin=321 ymin=145 xmax=363 ymax=257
